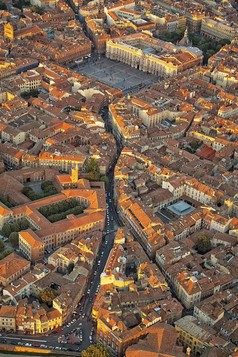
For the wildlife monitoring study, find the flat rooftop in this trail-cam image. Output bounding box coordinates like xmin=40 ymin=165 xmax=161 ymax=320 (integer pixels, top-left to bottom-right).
xmin=167 ymin=200 xmax=195 ymax=216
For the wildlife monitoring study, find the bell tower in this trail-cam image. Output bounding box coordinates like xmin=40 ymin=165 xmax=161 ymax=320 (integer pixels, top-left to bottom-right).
xmin=71 ymin=164 xmax=78 ymax=184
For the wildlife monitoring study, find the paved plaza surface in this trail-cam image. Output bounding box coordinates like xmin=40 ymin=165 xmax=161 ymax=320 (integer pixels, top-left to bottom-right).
xmin=74 ymin=56 xmax=160 ymax=92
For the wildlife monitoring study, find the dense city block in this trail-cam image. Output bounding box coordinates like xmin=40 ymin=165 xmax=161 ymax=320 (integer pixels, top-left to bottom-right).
xmin=0 ymin=0 xmax=237 ymax=356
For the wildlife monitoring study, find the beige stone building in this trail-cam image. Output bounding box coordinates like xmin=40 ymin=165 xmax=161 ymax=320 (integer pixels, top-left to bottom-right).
xmin=201 ymin=17 xmax=238 ymax=41
xmin=0 ymin=306 xmax=16 ymax=331
xmin=106 ymin=34 xmax=203 ymax=77
xmin=19 ymin=230 xmax=45 ymax=263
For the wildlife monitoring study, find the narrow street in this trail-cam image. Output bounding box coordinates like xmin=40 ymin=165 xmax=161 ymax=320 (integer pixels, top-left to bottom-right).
xmin=0 ymin=102 xmax=123 ymax=355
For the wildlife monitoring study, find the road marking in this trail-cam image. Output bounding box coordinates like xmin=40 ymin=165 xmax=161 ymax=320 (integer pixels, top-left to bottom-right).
xmin=0 ymin=337 xmax=20 ymax=340
xmin=22 ymin=338 xmax=47 ymax=342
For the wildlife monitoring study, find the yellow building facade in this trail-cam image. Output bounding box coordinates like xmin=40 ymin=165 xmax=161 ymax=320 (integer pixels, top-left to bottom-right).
xmin=4 ymin=22 xmax=14 ymax=40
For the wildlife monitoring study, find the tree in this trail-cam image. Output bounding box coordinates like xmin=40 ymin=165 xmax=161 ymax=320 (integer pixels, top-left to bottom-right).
xmin=39 ymin=287 xmax=56 ymax=307
xmin=23 ymin=182 xmax=57 ymax=201
xmin=39 ymin=198 xmax=83 ymax=222
xmin=11 ymin=222 xmax=20 ymax=233
xmin=41 ymin=181 xmax=57 ymax=193
xmin=67 ymin=262 xmax=75 ymax=274
xmin=0 ymin=195 xmax=12 ymax=208
xmin=197 ymin=234 xmax=212 ymax=254
xmin=13 ymin=0 xmax=30 ymax=10
xmin=100 ymin=175 xmax=109 ymax=186
xmin=19 ymin=219 xmax=30 ymax=230
xmin=9 ymin=232 xmax=19 ymax=248
xmin=189 ymin=140 xmax=201 ymax=152
xmin=21 ymin=90 xmax=39 ymax=99
xmin=154 ymin=30 xmax=183 ymax=44
xmin=1 ymin=224 xmax=12 ymax=238
xmin=0 ymin=248 xmax=12 ymax=260
xmin=0 ymin=239 xmax=4 ymax=252
xmin=30 ymin=5 xmax=44 ymax=14
xmin=82 ymin=344 xmax=111 ymax=357
xmin=219 ymin=39 xmax=230 ymax=47
xmin=0 ymin=1 xmax=7 ymax=9
xmin=84 ymin=158 xmax=100 ymax=181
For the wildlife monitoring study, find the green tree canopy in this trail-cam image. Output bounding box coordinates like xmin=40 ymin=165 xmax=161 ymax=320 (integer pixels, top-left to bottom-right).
xmin=1 ymin=220 xmax=30 ymax=238
xmin=82 ymin=344 xmax=111 ymax=357
xmin=0 ymin=195 xmax=12 ymax=208
xmin=30 ymin=5 xmax=44 ymax=14
xmin=9 ymin=232 xmax=19 ymax=248
xmin=39 ymin=198 xmax=84 ymax=222
xmin=84 ymin=158 xmax=100 ymax=181
xmin=0 ymin=239 xmax=4 ymax=252
xmin=189 ymin=140 xmax=201 ymax=152
xmin=0 ymin=1 xmax=7 ymax=10
xmin=156 ymin=30 xmax=231 ymax=64
xmin=11 ymin=222 xmax=20 ymax=233
xmin=197 ymin=234 xmax=212 ymax=254
xmin=21 ymin=89 xmax=39 ymax=99
xmin=13 ymin=0 xmax=30 ymax=10
xmin=0 ymin=248 xmax=12 ymax=260
xmin=100 ymin=175 xmax=109 ymax=186
xmin=67 ymin=262 xmax=75 ymax=274
xmin=1 ymin=224 xmax=12 ymax=238
xmin=19 ymin=219 xmax=30 ymax=230
xmin=39 ymin=287 xmax=56 ymax=307
xmin=22 ymin=181 xmax=57 ymax=201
